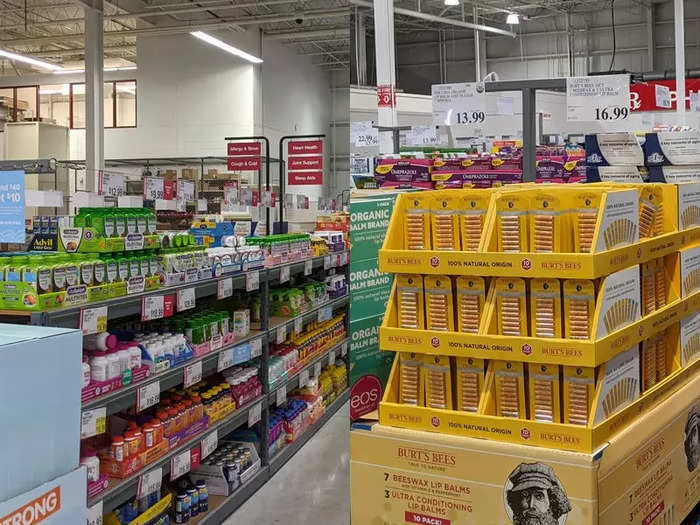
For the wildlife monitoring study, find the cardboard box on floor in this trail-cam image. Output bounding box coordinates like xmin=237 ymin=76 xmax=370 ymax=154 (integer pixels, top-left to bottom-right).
xmin=350 ymin=373 xmax=700 ymax=525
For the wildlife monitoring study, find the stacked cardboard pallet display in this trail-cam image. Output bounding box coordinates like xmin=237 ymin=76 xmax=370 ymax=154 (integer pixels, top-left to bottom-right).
xmin=349 ymin=179 xmax=700 ymax=524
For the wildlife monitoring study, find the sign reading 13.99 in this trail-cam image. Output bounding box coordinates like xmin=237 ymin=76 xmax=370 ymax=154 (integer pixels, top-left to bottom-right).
xmin=431 ymin=82 xmax=487 ymax=127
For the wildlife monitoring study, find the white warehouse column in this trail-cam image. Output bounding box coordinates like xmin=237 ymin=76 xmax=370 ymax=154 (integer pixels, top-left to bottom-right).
xmin=84 ymin=0 xmax=104 ymax=189
xmin=372 ymin=0 xmax=398 ymax=154
xmin=674 ymin=0 xmax=685 ymax=124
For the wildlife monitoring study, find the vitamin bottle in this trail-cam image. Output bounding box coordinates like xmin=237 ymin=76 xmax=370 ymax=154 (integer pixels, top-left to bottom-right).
xmin=111 ymin=436 xmax=125 ymax=462
xmin=93 ymin=257 xmax=106 ymax=285
xmin=64 ymin=255 xmax=80 ymax=288
xmin=82 ymin=356 xmax=91 ymax=388
xmin=79 ymin=450 xmax=100 ymax=483
xmin=89 ymin=351 xmax=108 ymax=382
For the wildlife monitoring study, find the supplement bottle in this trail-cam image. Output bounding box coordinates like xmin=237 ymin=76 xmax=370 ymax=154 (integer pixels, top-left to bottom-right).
xmin=93 ymin=257 xmax=106 ymax=285
xmin=106 ymin=349 xmax=121 ymax=380
xmin=82 ymin=356 xmax=91 ymax=388
xmin=111 ymin=436 xmax=125 ymax=462
xmin=64 ymin=255 xmax=79 ymax=287
xmin=89 ymin=351 xmax=108 ymax=382
xmin=79 ymin=450 xmax=100 ymax=483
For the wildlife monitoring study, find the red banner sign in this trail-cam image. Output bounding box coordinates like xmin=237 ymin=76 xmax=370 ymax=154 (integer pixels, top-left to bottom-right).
xmin=227 ymin=156 xmax=261 ymax=171
xmin=288 ymin=171 xmax=323 ymax=185
xmin=289 ymin=156 xmax=323 ymax=170
xmin=228 ymin=142 xmax=261 ymax=155
xmin=377 ymin=84 xmax=396 ymax=107
xmin=288 ymin=140 xmax=323 ymax=155
xmin=630 ymin=79 xmax=700 ymax=111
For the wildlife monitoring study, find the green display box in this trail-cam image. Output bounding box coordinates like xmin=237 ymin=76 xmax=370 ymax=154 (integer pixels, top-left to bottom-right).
xmin=58 ymin=227 xmax=161 ymax=253
xmin=349 ymin=196 xmax=396 ymax=263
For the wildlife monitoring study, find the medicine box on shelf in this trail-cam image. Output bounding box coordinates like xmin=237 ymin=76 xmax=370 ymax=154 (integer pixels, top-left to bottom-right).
xmin=192 ymin=441 xmax=261 ymax=496
xmin=0 ymin=324 xmax=82 ymax=502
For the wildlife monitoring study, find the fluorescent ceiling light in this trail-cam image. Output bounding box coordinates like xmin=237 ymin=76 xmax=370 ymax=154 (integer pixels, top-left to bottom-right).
xmin=190 ymin=31 xmax=263 ymax=64
xmin=53 ymin=66 xmax=137 ymax=75
xmin=506 ymin=13 xmax=519 ymax=24
xmin=0 ymin=49 xmax=63 ymax=71
xmin=444 ymin=0 xmax=459 ymax=5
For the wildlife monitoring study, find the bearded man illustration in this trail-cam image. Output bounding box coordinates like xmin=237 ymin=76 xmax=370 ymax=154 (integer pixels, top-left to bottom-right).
xmin=504 ymin=462 xmax=572 ymax=525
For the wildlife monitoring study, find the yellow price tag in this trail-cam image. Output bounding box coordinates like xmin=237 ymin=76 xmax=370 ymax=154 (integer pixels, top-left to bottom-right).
xmin=96 ymin=315 xmax=107 ymax=333
xmin=95 ymin=415 xmax=106 ymax=435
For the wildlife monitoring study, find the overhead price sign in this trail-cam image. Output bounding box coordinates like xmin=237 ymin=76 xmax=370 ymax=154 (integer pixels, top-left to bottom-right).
xmin=98 ymin=171 xmax=125 ymax=197
xmin=432 ymin=82 xmax=487 ymax=127
xmin=288 ymin=139 xmax=323 ymax=186
xmin=350 ymin=121 xmax=378 ymax=148
xmin=0 ymin=171 xmax=26 ymax=243
xmin=566 ymin=74 xmax=630 ymax=122
xmin=227 ymin=141 xmax=261 ymax=171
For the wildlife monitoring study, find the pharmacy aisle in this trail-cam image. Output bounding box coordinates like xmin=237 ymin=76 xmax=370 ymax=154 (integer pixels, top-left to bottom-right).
xmin=223 ymin=402 xmax=350 ymax=525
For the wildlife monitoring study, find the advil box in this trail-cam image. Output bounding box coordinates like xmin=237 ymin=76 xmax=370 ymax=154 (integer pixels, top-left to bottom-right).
xmin=350 ymin=373 xmax=700 ymax=525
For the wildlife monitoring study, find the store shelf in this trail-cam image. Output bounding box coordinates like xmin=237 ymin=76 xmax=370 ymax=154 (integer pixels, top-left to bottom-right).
xmin=269 ymin=389 xmax=349 ymax=476
xmin=267 ymin=294 xmax=349 ymax=343
xmin=380 ymin=282 xmax=700 ymax=367
xmin=92 ymin=396 xmax=265 ymax=514
xmin=378 ymin=228 xmax=700 ymax=279
xmin=268 ymin=338 xmax=349 ymax=406
xmin=82 ymin=331 xmax=265 ymax=415
xmin=18 ymin=251 xmax=348 ymax=328
xmin=189 ymin=467 xmax=270 ymax=524
xmin=266 ymin=249 xmax=349 ymax=285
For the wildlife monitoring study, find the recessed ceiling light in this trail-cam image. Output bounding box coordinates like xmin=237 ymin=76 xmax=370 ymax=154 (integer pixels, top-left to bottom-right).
xmin=444 ymin=0 xmax=459 ymax=5
xmin=0 ymin=49 xmax=63 ymax=71
xmin=506 ymin=13 xmax=519 ymax=24
xmin=190 ymin=31 xmax=263 ymax=64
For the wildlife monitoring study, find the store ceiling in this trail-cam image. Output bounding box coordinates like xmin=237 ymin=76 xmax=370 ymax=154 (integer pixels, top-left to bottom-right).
xmin=0 ymin=0 xmax=350 ymax=76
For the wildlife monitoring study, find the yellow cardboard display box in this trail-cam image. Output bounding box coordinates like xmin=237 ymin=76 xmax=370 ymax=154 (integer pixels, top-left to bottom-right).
xmin=351 ymin=372 xmax=700 ymax=525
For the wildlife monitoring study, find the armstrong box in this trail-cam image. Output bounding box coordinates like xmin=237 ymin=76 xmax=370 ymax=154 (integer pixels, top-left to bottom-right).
xmin=350 ymin=371 xmax=700 ymax=525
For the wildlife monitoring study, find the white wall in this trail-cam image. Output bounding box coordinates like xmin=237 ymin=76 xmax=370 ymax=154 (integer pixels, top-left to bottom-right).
xmin=0 ymin=28 xmax=343 ymax=200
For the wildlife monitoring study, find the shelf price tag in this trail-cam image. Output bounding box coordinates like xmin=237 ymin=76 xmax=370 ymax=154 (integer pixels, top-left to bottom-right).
xmin=143 ymin=176 xmax=165 ymax=200
xmin=276 ymin=387 xmax=286 ymax=406
xmin=341 ymin=341 xmax=348 ymax=356
xmin=339 ymin=252 xmax=349 ymax=266
xmin=250 ymin=338 xmax=262 ymax=359
xmin=294 ymin=316 xmax=303 ymax=335
xmin=80 ymin=306 xmax=108 ymax=335
xmin=178 ymin=180 xmax=195 ymax=201
xmin=432 ymin=82 xmax=487 ymax=127
xmin=183 ymin=361 xmax=202 ymax=388
xmin=276 ymin=324 xmax=286 ymax=344
xmin=323 ymin=255 xmax=331 ymax=270
xmin=81 ymin=407 xmax=106 ymax=439
xmin=328 ymin=349 xmax=335 ymax=367
xmin=210 ymin=335 xmax=223 ymax=351
xmin=137 ymin=381 xmax=160 ymax=412
xmin=201 ymin=430 xmax=218 ymax=459
xmin=304 ymin=259 xmax=313 ymax=276
xmin=142 ymin=295 xmax=164 ymax=322
xmin=318 ymin=305 xmax=332 ymax=322
xmin=566 ymin=74 xmax=630 ymax=121
xmin=177 ymin=287 xmax=196 ymax=311
xmin=218 ymin=348 xmax=234 ymax=372
xmin=280 ymin=265 xmax=290 ymax=284
xmin=170 ymin=450 xmax=191 ymax=481
xmin=248 ymin=402 xmax=262 ymax=427
xmin=299 ymin=368 xmax=310 ymax=388
xmin=246 ymin=270 xmax=259 ymax=292
xmin=137 ymin=467 xmax=162 ymax=498
xmin=87 ymin=501 xmax=103 ymax=525
xmin=314 ymin=361 xmax=322 ymax=378
xmin=655 ymin=84 xmax=672 ymax=109
xmin=217 ymin=277 xmax=233 ymax=299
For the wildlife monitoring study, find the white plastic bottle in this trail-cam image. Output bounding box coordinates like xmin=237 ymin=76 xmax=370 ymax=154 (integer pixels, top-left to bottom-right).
xmin=117 ymin=348 xmax=130 ymax=373
xmin=83 ymin=332 xmax=117 ymax=352
xmin=80 ymin=450 xmax=100 ymax=483
xmin=89 ymin=351 xmax=108 ymax=383
xmin=82 ymin=356 xmax=91 ymax=388
xmin=129 ymin=346 xmax=142 ymax=369
xmin=106 ymin=350 xmax=121 ymax=380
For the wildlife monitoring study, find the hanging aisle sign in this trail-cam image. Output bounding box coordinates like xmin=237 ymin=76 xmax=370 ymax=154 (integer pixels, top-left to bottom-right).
xmin=288 ymin=139 xmax=324 ymax=185
xmin=377 ymin=84 xmax=396 ymax=107
xmin=227 ymin=141 xmax=261 ymax=171
xmin=432 ymin=82 xmax=487 ymax=127
xmin=566 ymin=74 xmax=630 ymax=121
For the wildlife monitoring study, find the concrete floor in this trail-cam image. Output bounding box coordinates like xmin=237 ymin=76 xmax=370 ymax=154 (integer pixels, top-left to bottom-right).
xmin=223 ymin=402 xmax=350 ymax=525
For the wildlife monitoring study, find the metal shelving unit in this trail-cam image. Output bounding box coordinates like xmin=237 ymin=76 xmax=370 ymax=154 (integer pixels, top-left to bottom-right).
xmin=196 ymin=389 xmax=350 ymax=524
xmin=34 ymin=249 xmax=352 ymax=522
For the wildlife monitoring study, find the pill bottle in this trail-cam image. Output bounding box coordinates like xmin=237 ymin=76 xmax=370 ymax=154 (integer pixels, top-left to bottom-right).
xmin=103 ymin=210 xmax=116 ymax=238
xmin=143 ymin=424 xmax=154 ymax=449
xmin=132 ymin=426 xmax=144 ymax=453
xmin=64 ymin=255 xmax=80 ymax=287
xmin=110 ymin=436 xmax=125 ymax=462
xmin=106 ymin=349 xmax=121 ymax=380
xmin=117 ymin=348 xmax=130 ymax=372
xmin=80 ymin=257 xmax=94 ymax=286
xmin=80 ymin=450 xmax=100 ymax=483
xmin=129 ymin=346 xmax=142 ymax=369
xmin=89 ymin=351 xmax=108 ymax=382
xmin=117 ymin=254 xmax=129 ymax=282
xmin=84 ymin=332 xmax=117 ymax=352
xmin=126 ymin=209 xmax=138 ymax=235
xmin=136 ymin=210 xmax=148 ymax=235
xmin=150 ymin=418 xmax=163 ymax=444
xmin=103 ymin=256 xmax=118 ymax=284
xmin=37 ymin=256 xmax=54 ymax=295
xmin=129 ymin=255 xmax=140 ymax=279
xmin=93 ymin=257 xmax=106 ymax=285
xmin=52 ymin=255 xmax=67 ymax=291
xmin=82 ymin=356 xmax=91 ymax=388
xmin=124 ymin=430 xmax=138 ymax=457
xmin=115 ymin=211 xmax=126 ymax=237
